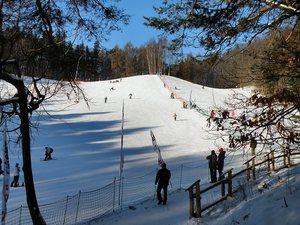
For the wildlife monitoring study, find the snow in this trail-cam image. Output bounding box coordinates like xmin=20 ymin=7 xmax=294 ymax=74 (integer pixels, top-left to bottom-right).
xmin=2 ymin=74 xmax=300 ymax=225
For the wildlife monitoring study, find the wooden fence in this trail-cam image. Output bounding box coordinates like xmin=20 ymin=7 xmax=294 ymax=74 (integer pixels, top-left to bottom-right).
xmin=185 ymin=150 xmax=300 ymax=218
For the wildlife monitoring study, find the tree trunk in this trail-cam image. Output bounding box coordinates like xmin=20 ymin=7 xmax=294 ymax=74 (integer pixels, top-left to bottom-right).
xmin=19 ymin=86 xmax=46 ymax=225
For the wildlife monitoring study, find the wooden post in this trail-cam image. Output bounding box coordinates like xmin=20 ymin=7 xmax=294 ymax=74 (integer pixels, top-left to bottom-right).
xmin=287 ymin=147 xmax=291 ymax=167
xmin=271 ymin=150 xmax=275 ymax=171
xmin=221 ymin=179 xmax=225 ymax=197
xmin=244 ymin=156 xmax=255 ymax=181
xmin=267 ymin=153 xmax=270 ymax=171
xmin=246 ymin=161 xmax=250 ymax=181
xmin=228 ymin=170 xmax=232 ymax=197
xmin=185 ymin=179 xmax=201 ymax=218
xmin=252 ymin=157 xmax=256 ymax=180
xmin=283 ymin=147 xmax=286 ymax=167
xmin=195 ymin=181 xmax=201 ymax=218
xmin=188 ymin=188 xmax=194 ymax=218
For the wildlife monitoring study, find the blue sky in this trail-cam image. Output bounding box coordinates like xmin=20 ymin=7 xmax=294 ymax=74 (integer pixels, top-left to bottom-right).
xmin=103 ymin=0 xmax=164 ymax=49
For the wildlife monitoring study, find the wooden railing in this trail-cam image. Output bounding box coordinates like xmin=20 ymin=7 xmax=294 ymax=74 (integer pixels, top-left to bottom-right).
xmin=185 ymin=150 xmax=300 ymax=218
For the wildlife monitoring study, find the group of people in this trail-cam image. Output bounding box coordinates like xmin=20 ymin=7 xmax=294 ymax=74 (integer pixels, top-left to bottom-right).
xmin=9 ymin=147 xmax=54 ymax=188
xmin=155 ymin=148 xmax=226 ymax=206
xmin=206 ymin=148 xmax=226 ymax=183
xmin=104 ymin=93 xmax=133 ymax=103
xmin=207 ymin=109 xmax=232 ymax=130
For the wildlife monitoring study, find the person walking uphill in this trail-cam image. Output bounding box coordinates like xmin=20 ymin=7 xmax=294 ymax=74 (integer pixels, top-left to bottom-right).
xmin=155 ymin=163 xmax=171 ymax=205
xmin=206 ymin=150 xmax=217 ymax=183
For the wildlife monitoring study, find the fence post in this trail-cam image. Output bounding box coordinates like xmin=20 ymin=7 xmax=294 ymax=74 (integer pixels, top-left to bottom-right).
xmin=244 ymin=156 xmax=255 ymax=181
xmin=267 ymin=153 xmax=270 ymax=171
xmin=221 ymin=175 xmax=225 ymax=196
xmin=195 ymin=181 xmax=201 ymax=218
xmin=63 ymin=196 xmax=69 ymax=225
xmin=113 ymin=177 xmax=116 ymax=212
xmin=283 ymin=147 xmax=287 ymax=167
xmin=185 ymin=179 xmax=201 ymax=218
xmin=271 ymin=150 xmax=275 ymax=171
xmin=18 ymin=205 xmax=22 ymax=225
xmin=246 ymin=161 xmax=250 ymax=181
xmin=287 ymin=146 xmax=291 ymax=167
xmin=252 ymin=157 xmax=256 ymax=180
xmin=120 ymin=176 xmax=124 ymax=210
xmin=74 ymin=191 xmax=81 ymax=225
xmin=228 ymin=170 xmax=232 ymax=197
xmin=188 ymin=188 xmax=194 ymax=218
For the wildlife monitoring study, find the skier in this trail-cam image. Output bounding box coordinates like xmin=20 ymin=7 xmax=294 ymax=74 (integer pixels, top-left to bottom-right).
xmin=11 ymin=163 xmax=20 ymax=187
xmin=217 ymin=148 xmax=226 ymax=180
xmin=173 ymin=113 xmax=177 ymax=121
xmin=210 ymin=110 xmax=216 ymax=119
xmin=44 ymin=147 xmax=54 ymax=161
xmin=129 ymin=93 xmax=133 ymax=99
xmin=206 ymin=117 xmax=211 ymax=127
xmin=104 ymin=96 xmax=108 ymax=103
xmin=155 ymin=163 xmax=171 ymax=205
xmin=206 ymin=150 xmax=217 ymax=183
xmin=222 ymin=109 xmax=229 ymax=119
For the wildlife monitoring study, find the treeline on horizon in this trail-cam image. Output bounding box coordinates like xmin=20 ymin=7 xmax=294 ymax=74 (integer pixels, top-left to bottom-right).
xmin=4 ymin=29 xmax=284 ymax=89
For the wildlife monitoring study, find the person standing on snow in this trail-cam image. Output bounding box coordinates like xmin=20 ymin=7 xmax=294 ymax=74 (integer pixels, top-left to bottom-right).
xmin=206 ymin=150 xmax=217 ymax=183
xmin=217 ymin=148 xmax=226 ymax=180
xmin=11 ymin=163 xmax=20 ymax=187
xmin=155 ymin=163 xmax=171 ymax=205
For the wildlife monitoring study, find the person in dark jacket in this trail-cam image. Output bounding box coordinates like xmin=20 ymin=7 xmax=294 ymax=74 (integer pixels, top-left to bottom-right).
xmin=44 ymin=147 xmax=54 ymax=161
xmin=217 ymin=148 xmax=226 ymax=180
xmin=155 ymin=163 xmax=171 ymax=205
xmin=206 ymin=150 xmax=218 ymax=183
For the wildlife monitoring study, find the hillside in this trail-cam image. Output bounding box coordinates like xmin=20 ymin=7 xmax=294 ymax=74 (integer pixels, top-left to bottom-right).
xmin=2 ymin=75 xmax=299 ymax=225
xmin=4 ymin=75 xmax=242 ymax=209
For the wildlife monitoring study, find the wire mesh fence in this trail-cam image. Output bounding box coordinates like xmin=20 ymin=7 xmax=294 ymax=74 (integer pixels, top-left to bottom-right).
xmin=3 ymin=164 xmax=203 ymax=225
xmin=4 ymin=150 xmax=299 ymax=224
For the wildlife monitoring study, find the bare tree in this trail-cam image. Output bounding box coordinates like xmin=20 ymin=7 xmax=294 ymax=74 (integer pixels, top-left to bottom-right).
xmin=146 ymin=0 xmax=300 ymax=154
xmin=0 ymin=1 xmax=129 ymax=224
xmin=145 ymin=38 xmax=168 ymax=75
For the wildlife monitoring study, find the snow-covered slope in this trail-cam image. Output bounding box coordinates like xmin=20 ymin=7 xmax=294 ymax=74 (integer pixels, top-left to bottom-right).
xmin=5 ymin=75 xmax=240 ymax=209
xmin=3 ymin=74 xmax=298 ymax=225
